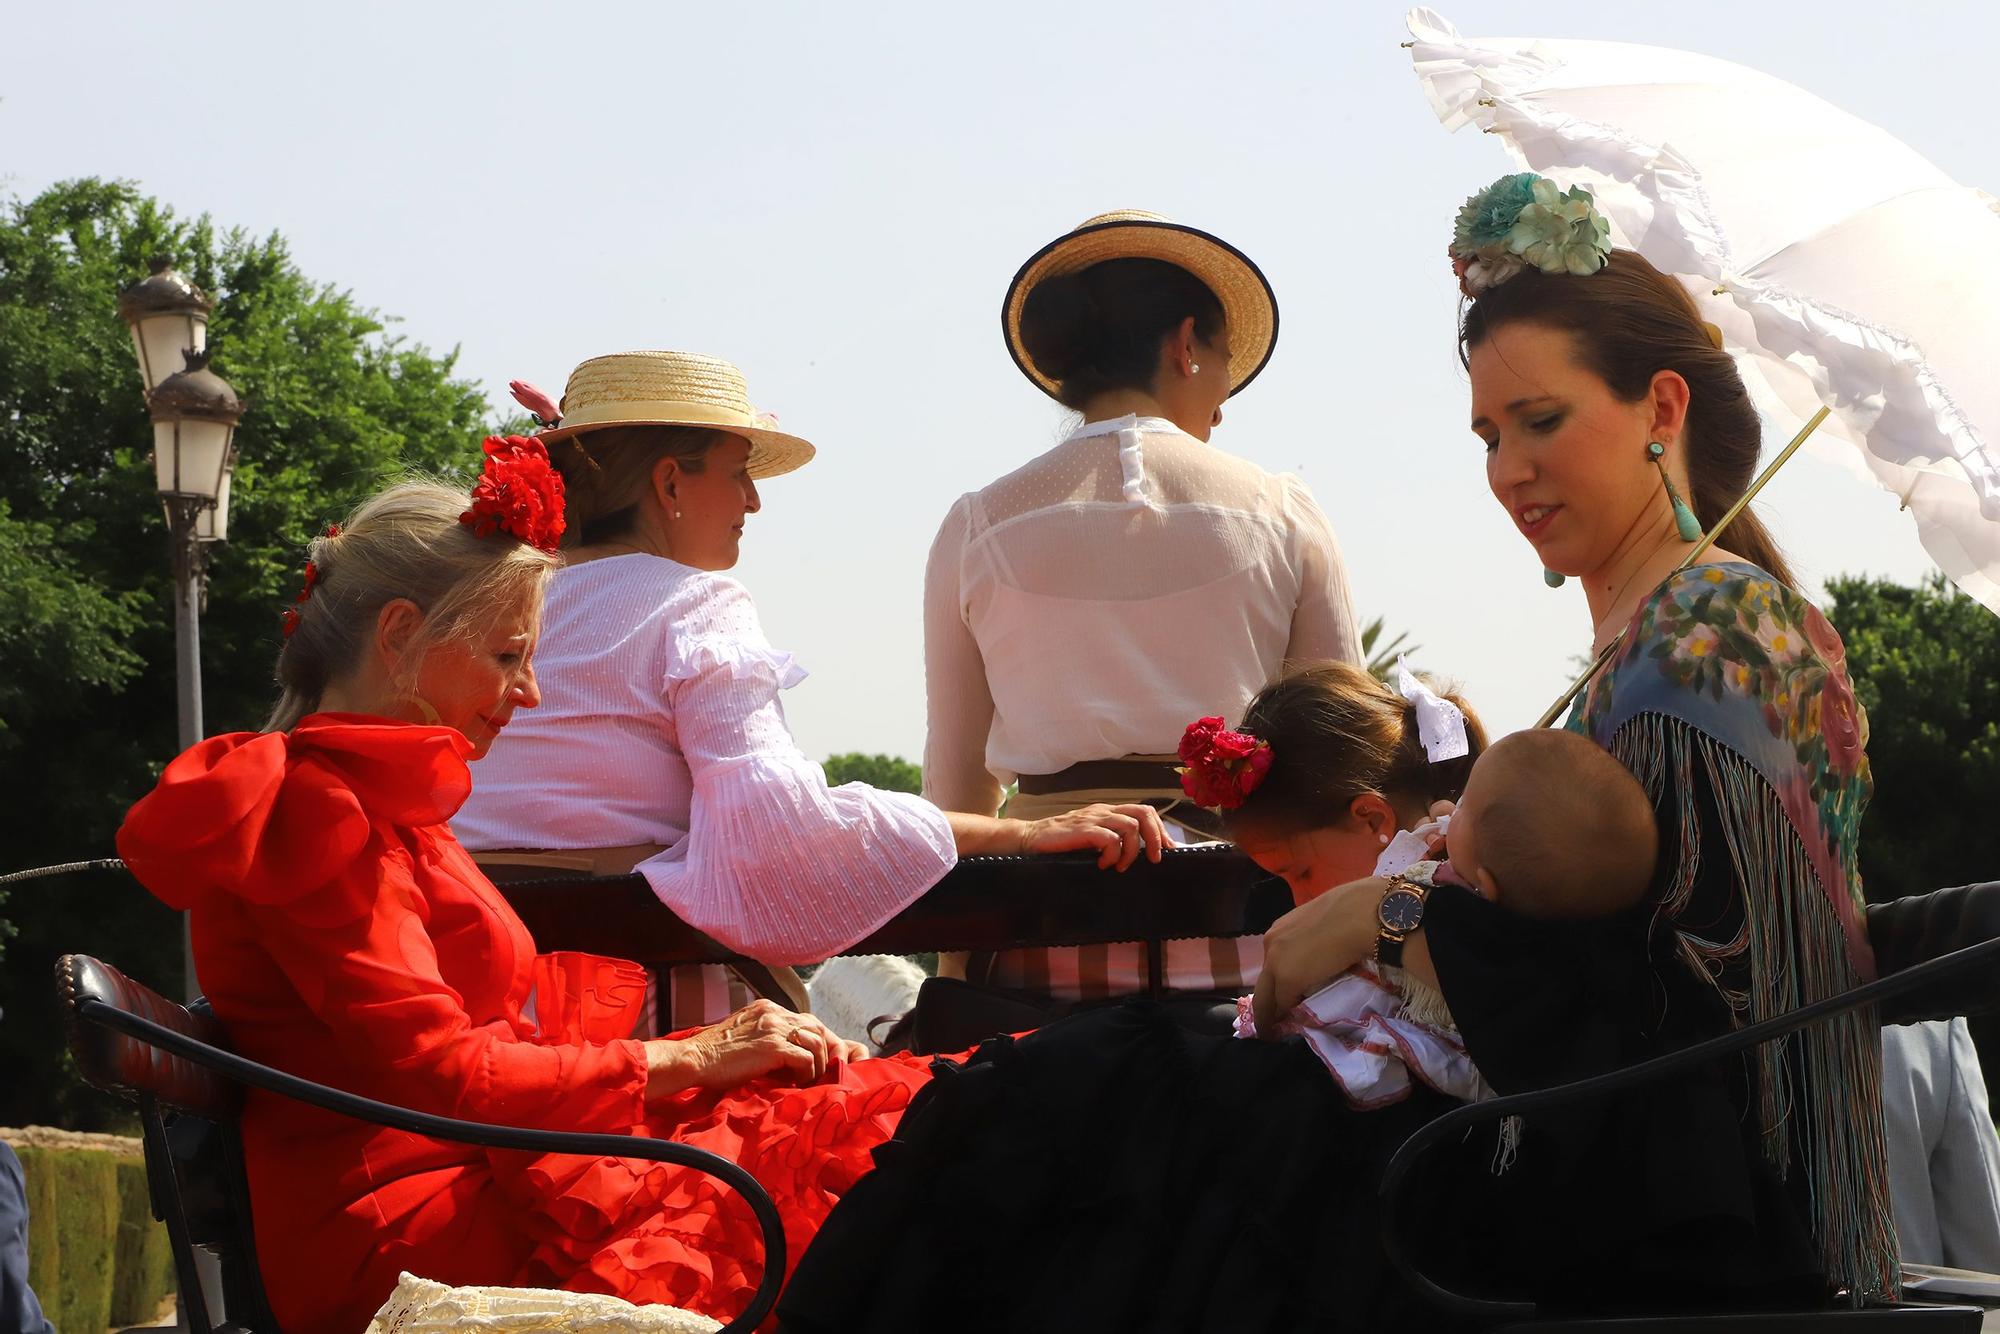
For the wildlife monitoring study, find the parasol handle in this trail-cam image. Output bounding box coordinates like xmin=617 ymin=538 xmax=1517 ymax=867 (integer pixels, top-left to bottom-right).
xmin=1533 ymin=406 xmax=1833 ymax=728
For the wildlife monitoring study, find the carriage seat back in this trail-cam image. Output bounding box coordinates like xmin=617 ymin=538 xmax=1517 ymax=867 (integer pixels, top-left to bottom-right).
xmin=57 ymin=953 xmax=239 ymax=1119
xmin=57 ymin=954 xmax=274 ymax=1332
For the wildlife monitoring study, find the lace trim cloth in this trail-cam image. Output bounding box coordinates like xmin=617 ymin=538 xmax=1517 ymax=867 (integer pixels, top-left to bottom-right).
xmin=1567 ymin=562 xmax=1896 ymax=1303
xmin=366 ymin=1273 xmax=720 ymax=1334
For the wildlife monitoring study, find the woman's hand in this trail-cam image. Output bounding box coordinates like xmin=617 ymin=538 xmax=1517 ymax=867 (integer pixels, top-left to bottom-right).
xmin=1251 ymin=876 xmax=1390 ymax=1037
xmin=946 ymin=804 xmax=1168 ymax=870
xmin=1020 ymin=803 xmax=1167 ymax=870
xmin=643 ymin=1000 xmax=866 ymax=1098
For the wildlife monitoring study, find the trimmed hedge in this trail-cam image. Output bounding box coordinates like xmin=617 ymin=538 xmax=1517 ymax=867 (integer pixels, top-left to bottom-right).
xmin=112 ymin=1157 xmax=173 ymax=1326
xmin=56 ymin=1150 xmax=119 ymax=1332
xmin=15 ymin=1146 xmax=58 ymax=1315
xmin=13 ymin=1142 xmax=174 ymax=1332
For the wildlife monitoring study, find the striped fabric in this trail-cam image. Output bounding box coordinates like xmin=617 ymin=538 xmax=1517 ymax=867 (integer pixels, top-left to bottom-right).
xmin=454 ymin=555 xmax=958 ymax=1027
xmin=979 ymin=935 xmax=1262 ymax=1002
xmin=665 ymin=966 xmax=755 ymax=1032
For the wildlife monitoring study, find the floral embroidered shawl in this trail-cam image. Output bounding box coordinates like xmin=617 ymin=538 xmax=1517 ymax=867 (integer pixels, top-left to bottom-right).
xmin=1566 ymin=562 xmax=1895 ymax=1302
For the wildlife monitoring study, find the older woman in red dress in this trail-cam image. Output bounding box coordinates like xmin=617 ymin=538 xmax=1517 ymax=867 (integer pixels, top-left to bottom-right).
xmin=119 ymin=442 xmax=930 ymax=1333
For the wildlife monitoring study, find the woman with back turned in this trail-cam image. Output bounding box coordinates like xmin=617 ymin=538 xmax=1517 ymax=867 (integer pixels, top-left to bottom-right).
xmin=920 ymin=212 xmax=1362 ymax=1022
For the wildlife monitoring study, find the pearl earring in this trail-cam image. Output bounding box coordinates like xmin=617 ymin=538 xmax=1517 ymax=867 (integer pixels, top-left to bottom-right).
xmin=1377 ymin=833 xmax=1391 ymax=846
xmin=673 ymin=509 xmax=683 ymax=520
xmin=1189 ymin=363 xmax=1200 ymax=375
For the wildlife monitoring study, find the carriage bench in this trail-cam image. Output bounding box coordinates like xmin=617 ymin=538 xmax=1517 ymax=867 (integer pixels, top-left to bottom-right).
xmin=56 ymin=855 xmax=2000 ymax=1332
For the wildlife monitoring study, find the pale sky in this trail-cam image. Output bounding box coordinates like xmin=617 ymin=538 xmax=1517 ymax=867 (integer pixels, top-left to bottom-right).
xmin=9 ymin=1 xmax=1992 ymax=764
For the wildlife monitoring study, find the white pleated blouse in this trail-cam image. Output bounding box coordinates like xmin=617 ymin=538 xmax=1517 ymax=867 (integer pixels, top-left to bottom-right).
xmin=923 ymin=414 xmax=1363 ymax=817
xmin=453 ymin=555 xmax=957 ymax=968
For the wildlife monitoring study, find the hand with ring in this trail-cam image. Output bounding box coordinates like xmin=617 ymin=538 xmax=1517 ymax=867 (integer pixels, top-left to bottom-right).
xmin=644 ymin=999 xmax=867 ymax=1097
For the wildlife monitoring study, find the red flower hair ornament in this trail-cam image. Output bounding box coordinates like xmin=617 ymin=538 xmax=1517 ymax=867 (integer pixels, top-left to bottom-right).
xmin=459 ymin=435 xmax=566 ymax=552
xmin=281 ymin=523 xmax=342 ymax=641
xmin=1177 ymin=716 xmax=1273 ymax=810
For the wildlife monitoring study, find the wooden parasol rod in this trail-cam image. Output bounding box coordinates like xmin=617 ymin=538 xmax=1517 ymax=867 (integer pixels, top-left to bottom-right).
xmin=1534 ymin=405 xmax=1833 ymax=729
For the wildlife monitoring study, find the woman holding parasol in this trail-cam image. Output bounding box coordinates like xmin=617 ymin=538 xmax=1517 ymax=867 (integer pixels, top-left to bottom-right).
xmin=777 ymin=176 xmax=1895 ymax=1330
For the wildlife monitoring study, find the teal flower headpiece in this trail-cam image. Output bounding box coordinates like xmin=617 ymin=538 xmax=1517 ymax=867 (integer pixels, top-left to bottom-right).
xmin=1449 ymin=172 xmax=1613 ymax=296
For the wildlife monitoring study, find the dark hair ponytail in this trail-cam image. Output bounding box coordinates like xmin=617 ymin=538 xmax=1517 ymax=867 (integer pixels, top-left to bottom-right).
xmin=1459 ymin=249 xmax=1794 ymax=586
xmin=1225 ymin=661 xmax=1488 ymax=837
xmin=1019 ymin=258 xmax=1224 ymax=410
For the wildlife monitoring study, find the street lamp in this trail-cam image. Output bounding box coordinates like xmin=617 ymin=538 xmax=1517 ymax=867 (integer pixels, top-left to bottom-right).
xmin=116 ymin=255 xmax=211 ymax=394
xmin=147 ymin=350 xmax=242 ymax=745
xmin=117 ymin=262 xmax=241 ymax=750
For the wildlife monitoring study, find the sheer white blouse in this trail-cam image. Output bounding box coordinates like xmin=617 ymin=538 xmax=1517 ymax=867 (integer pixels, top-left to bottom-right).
xmin=453 ymin=554 xmax=957 ymax=965
xmin=923 ymin=415 xmax=1362 ymax=815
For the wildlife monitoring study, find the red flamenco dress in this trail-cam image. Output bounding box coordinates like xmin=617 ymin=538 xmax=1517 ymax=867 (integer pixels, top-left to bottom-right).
xmin=116 ymin=714 xmax=933 ymax=1334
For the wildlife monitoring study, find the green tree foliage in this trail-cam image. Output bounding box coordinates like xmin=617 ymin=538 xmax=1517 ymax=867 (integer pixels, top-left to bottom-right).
xmin=0 ymin=179 xmax=494 ymax=1127
xmin=1359 ymin=615 xmax=1418 ymax=681
xmin=1824 ymin=573 xmax=2000 ymax=903
xmin=1826 ymin=573 xmax=2000 ymax=1103
xmin=823 ymin=752 xmax=923 ymax=794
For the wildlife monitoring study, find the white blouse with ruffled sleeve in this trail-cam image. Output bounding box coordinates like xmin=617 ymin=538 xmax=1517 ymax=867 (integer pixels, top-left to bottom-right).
xmin=453 ymin=554 xmax=957 ymax=969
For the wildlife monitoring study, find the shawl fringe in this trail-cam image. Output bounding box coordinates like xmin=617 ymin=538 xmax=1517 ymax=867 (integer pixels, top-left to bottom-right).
xmin=1607 ymin=713 xmax=1898 ymax=1305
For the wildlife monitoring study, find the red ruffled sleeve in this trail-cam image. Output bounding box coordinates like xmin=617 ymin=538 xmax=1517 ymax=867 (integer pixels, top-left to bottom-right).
xmin=532 ymin=952 xmax=653 ymax=1046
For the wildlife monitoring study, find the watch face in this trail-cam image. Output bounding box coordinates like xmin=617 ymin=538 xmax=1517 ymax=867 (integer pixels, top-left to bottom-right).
xmin=1379 ymin=889 xmax=1425 ymax=933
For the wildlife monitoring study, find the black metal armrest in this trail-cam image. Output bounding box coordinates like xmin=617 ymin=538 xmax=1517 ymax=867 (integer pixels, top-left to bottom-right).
xmin=1867 ymin=882 xmax=2000 ymax=1024
xmin=71 ymin=997 xmax=786 ymax=1333
xmin=1381 ymin=930 xmax=2000 ymax=1323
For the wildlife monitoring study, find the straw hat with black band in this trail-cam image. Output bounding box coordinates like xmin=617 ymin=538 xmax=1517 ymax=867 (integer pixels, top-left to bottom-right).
xmin=1001 ymin=210 xmax=1279 ymax=401
xmin=536 ymin=349 xmax=816 ymax=481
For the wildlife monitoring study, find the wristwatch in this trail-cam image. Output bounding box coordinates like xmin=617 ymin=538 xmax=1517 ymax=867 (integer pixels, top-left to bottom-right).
xmin=1374 ymin=863 xmax=1436 ymax=968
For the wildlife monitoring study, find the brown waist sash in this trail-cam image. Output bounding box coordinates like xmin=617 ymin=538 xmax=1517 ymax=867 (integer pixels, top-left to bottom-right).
xmin=1014 ymin=757 xmax=1182 ymax=796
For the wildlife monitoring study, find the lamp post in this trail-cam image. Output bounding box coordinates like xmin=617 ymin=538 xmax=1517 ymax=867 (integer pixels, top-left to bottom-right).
xmin=118 ymin=256 xmax=240 ymax=1333
xmin=117 ymin=255 xmax=240 ymax=754
xmin=141 ymin=350 xmax=241 ymax=749
xmin=117 ymin=258 xmax=241 ymax=848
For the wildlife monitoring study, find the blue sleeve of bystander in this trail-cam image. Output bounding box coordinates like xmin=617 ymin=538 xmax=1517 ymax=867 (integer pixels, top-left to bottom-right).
xmin=0 ymin=1141 xmax=52 ymax=1334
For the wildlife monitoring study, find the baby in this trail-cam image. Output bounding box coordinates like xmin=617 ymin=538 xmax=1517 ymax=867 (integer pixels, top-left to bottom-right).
xmin=1243 ymin=727 xmax=1658 ymax=1107
xmin=1442 ymin=726 xmax=1658 ymax=918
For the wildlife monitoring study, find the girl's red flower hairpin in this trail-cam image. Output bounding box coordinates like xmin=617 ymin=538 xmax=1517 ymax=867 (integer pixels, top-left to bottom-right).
xmin=459 ymin=434 xmax=566 ymax=552
xmin=1176 ymin=715 xmax=1273 ymax=810
xmin=281 ymin=523 xmax=342 ymax=640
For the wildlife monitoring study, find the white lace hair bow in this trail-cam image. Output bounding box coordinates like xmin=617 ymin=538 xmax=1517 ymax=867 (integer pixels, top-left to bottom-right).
xmin=1392 ymin=657 xmax=1470 ymax=763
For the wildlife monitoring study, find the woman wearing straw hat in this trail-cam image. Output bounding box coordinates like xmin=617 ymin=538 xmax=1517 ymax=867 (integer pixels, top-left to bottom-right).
xmin=918 ymin=213 xmax=1362 ymax=1025
xmin=453 ymin=350 xmax=1166 ymax=1031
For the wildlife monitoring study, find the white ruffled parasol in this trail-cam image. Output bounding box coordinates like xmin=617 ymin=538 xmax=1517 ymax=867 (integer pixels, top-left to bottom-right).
xmin=1406 ymin=7 xmax=2000 ymax=613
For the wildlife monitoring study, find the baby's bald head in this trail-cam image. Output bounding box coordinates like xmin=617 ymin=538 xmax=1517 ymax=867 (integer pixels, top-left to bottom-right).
xmin=1447 ymin=729 xmax=1657 ymax=920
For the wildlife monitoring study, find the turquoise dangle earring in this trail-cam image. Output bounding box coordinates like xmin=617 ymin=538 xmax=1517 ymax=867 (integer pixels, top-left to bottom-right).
xmin=1543 ymin=567 xmax=1566 ymax=588
xmin=1648 ymin=442 xmax=1704 ymax=542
